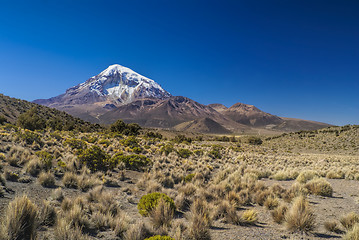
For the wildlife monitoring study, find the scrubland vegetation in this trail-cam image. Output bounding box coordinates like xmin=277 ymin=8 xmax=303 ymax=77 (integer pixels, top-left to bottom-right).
xmin=0 ymin=112 xmax=358 ymax=239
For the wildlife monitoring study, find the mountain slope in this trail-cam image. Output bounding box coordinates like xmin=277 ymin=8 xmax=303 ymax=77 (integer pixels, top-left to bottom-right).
xmin=0 ymin=93 xmax=101 ymax=131
xmin=173 ymin=117 xmax=232 ymax=134
xmin=99 ymin=96 xmax=249 ymax=132
xmin=209 ymin=102 xmax=332 ymax=131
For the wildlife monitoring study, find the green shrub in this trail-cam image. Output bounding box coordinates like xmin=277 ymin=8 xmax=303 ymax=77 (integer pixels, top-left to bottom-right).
xmin=78 ymin=146 xmax=111 ymax=172
xmin=138 ymin=192 xmax=175 ymax=216
xmin=172 ymin=135 xmax=192 ymax=144
xmin=145 ymin=131 xmax=163 ymax=139
xmin=98 ymin=139 xmax=111 ymax=147
xmin=184 ymin=173 xmax=195 ymax=183
xmin=132 ymin=146 xmax=143 ymax=154
xmin=35 ymin=151 xmax=53 ymax=170
xmin=110 ymin=120 xmax=141 ymax=136
xmin=112 ymin=153 xmax=151 ymax=171
xmin=0 ymin=115 xmax=7 ymax=125
xmin=144 ymin=236 xmax=175 ymax=240
xmin=177 ymin=148 xmax=192 ymax=158
xmin=209 ymin=145 xmax=222 ymax=159
xmin=160 ymin=144 xmax=174 ymax=156
xmin=247 ymin=136 xmax=263 ymax=145
xmin=64 ymin=138 xmax=87 ymax=150
xmin=193 ymin=149 xmax=204 ymax=156
xmin=17 ymin=107 xmax=45 ymax=131
xmin=18 ymin=130 xmax=43 ymax=145
xmin=121 ymin=136 xmax=139 ymax=148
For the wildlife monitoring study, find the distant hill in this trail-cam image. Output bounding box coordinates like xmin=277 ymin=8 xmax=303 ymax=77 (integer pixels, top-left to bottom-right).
xmin=173 ymin=117 xmax=232 ymax=134
xmin=265 ymin=125 xmax=359 ymax=154
xmin=209 ymin=102 xmax=332 ymax=132
xmin=0 ymin=94 xmax=101 ymax=132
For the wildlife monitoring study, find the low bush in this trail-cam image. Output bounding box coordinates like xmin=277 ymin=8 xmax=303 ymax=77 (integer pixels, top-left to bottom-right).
xmin=35 ymin=151 xmax=53 ymax=170
xmin=160 ymin=144 xmax=174 ymax=156
xmin=64 ymin=138 xmax=87 ymax=150
xmin=177 ymin=148 xmax=192 ymax=158
xmin=113 ymin=153 xmax=151 ymax=171
xmin=78 ymin=146 xmax=111 ymax=172
xmin=138 ymin=192 xmax=175 ymax=216
xmin=247 ymin=136 xmax=263 ymax=145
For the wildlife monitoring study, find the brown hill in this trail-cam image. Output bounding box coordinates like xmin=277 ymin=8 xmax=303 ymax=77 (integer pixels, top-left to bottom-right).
xmin=209 ymin=102 xmax=332 ymax=131
xmin=173 ymin=117 xmax=232 ymax=134
xmin=99 ymin=96 xmax=249 ymax=132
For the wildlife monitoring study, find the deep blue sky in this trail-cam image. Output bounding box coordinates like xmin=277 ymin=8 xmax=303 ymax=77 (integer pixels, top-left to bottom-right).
xmin=0 ymin=0 xmax=358 ymax=125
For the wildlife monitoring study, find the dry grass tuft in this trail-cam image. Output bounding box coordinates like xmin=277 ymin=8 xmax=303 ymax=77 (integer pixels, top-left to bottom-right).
xmin=340 ymin=212 xmax=359 ymax=230
xmin=296 ymin=170 xmax=319 ymax=184
xmin=285 ymin=195 xmax=315 ymax=232
xmin=0 ymin=195 xmax=38 ymax=240
xmin=187 ymin=198 xmax=212 ymax=240
xmin=38 ymin=171 xmax=56 ymax=188
xmin=241 ymin=209 xmax=258 ymax=225
xmin=305 ymin=178 xmax=333 ymax=197
xmin=149 ymin=198 xmax=174 ymax=229
xmin=324 ymin=220 xmax=342 ymax=234
xmin=124 ymin=222 xmax=153 ymax=240
xmin=271 ymin=204 xmax=288 ymax=224
xmin=344 ymin=223 xmax=359 ymax=240
xmin=54 ymin=218 xmax=90 ymax=240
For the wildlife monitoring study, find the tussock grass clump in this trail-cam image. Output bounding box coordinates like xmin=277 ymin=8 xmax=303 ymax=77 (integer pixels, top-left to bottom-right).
xmin=138 ymin=192 xmax=175 ymax=216
xmin=40 ymin=200 xmax=57 ymax=226
xmin=1 ymin=195 xmax=38 ymax=240
xmin=344 ymin=223 xmax=359 ymax=240
xmin=264 ymin=196 xmax=279 ymax=210
xmin=38 ymin=171 xmax=56 ymax=188
xmin=149 ymin=198 xmax=174 ymax=229
xmin=324 ymin=220 xmax=342 ymax=234
xmin=145 ymin=236 xmax=175 ymax=240
xmin=285 ymin=195 xmax=315 ymax=232
xmin=25 ymin=158 xmax=43 ymax=177
xmin=296 ymin=170 xmax=319 ymax=184
xmin=54 ymin=218 xmax=90 ymax=240
xmin=326 ymin=170 xmax=345 ymax=179
xmin=241 ymin=209 xmax=258 ymax=225
xmin=340 ymin=212 xmax=359 ymax=230
xmin=4 ymin=170 xmax=19 ymax=182
xmin=187 ymin=198 xmax=212 ymax=240
xmin=62 ymin=172 xmax=80 ymax=189
xmin=305 ymin=178 xmax=333 ymax=197
xmin=124 ymin=222 xmax=153 ymax=240
xmin=272 ymin=204 xmax=288 ymax=224
xmin=272 ymin=171 xmax=294 ymax=181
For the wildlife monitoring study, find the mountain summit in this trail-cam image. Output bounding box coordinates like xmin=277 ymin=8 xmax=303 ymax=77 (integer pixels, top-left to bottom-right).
xmin=34 ymin=64 xmax=171 ymax=121
xmin=84 ymin=64 xmax=171 ymax=104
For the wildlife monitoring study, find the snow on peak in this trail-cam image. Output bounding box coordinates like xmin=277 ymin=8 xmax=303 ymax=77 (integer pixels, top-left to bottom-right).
xmin=81 ymin=64 xmax=171 ymax=104
xmin=98 ymin=64 xmax=140 ymax=78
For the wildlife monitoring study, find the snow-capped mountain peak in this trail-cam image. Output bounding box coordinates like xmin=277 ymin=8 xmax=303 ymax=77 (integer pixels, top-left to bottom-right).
xmin=66 ymin=64 xmax=171 ymax=105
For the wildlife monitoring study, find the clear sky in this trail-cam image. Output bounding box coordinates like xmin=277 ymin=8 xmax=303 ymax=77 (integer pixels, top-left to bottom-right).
xmin=0 ymin=0 xmax=358 ymax=125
